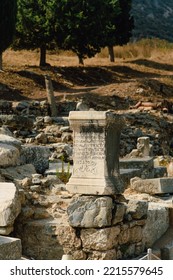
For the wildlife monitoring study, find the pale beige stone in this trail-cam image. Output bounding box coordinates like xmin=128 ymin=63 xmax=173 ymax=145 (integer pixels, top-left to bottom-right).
xmin=0 ymin=182 xmax=21 ymax=228
xmin=131 ymin=177 xmax=173 ymax=194
xmin=87 ymin=249 xmax=117 ymax=260
xmin=67 ymin=111 xmax=125 ymax=195
xmin=81 ymin=226 xmax=120 ymax=251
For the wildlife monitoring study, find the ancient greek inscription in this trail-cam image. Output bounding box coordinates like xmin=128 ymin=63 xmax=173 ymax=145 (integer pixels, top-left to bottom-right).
xmin=73 ymin=131 xmax=105 ymax=176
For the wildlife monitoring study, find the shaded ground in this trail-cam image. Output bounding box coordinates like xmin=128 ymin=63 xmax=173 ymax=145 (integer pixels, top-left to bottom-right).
xmin=1 ymin=49 xmax=173 ymax=110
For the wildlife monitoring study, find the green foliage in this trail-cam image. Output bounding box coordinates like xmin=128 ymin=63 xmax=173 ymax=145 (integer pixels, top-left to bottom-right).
xmin=14 ymin=0 xmax=57 ymax=65
xmin=54 ymin=0 xmax=120 ymax=63
xmin=0 ymin=0 xmax=17 ymax=53
xmin=14 ymin=0 xmax=133 ymax=64
xmin=56 ymin=156 xmax=71 ymax=184
xmin=113 ymin=0 xmax=134 ymax=46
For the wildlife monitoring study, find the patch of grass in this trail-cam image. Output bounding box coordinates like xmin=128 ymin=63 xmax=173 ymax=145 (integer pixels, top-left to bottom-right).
xmin=98 ymin=38 xmax=173 ymax=60
xmin=56 ymin=156 xmax=71 ymax=184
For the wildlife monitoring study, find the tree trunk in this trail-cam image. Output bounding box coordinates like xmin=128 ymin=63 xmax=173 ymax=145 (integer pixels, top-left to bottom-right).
xmin=44 ymin=74 xmax=58 ymax=117
xmin=40 ymin=45 xmax=47 ymax=67
xmin=0 ymin=52 xmax=3 ymax=71
xmin=78 ymin=55 xmax=84 ymax=65
xmin=108 ymin=46 xmax=115 ymax=62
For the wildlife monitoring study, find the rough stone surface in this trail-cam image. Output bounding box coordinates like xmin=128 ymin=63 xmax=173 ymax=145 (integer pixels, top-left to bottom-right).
xmin=0 ymin=144 xmax=20 ymax=167
xmin=143 ymin=203 xmax=169 ymax=247
xmin=0 ymin=114 xmax=33 ymax=129
xmin=81 ymin=226 xmax=120 ymax=251
xmin=112 ymin=203 xmax=126 ymax=225
xmin=0 ymin=164 xmax=36 ymax=181
xmin=0 ymin=236 xmax=22 ymax=260
xmin=67 ymin=196 xmax=113 ymax=228
xmin=120 ymin=157 xmax=154 ymax=179
xmin=20 ymin=145 xmax=51 ymax=174
xmin=0 ymin=134 xmax=21 ymax=149
xmin=87 ymin=249 xmax=117 ymax=260
xmin=131 ymin=177 xmax=173 ymax=194
xmin=126 ymin=200 xmax=148 ymax=219
xmin=0 ymin=183 xmax=21 ymax=230
xmin=118 ymin=225 xmax=143 ymax=245
xmin=15 ymin=219 xmax=64 ymax=260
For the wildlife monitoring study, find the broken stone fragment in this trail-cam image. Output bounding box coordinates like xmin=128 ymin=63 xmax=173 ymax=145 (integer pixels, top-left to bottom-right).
xmin=0 ymin=183 xmax=21 ymax=233
xmin=67 ymin=195 xmax=113 ymax=228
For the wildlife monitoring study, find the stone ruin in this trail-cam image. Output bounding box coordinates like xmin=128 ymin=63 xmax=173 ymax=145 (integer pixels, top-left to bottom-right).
xmin=0 ymin=108 xmax=173 ymax=260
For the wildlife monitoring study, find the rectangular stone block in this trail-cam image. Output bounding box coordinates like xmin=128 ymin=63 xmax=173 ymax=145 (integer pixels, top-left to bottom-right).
xmin=131 ymin=177 xmax=173 ymax=194
xmin=0 ymin=236 xmax=22 ymax=259
xmin=120 ymin=157 xmax=154 ymax=179
xmin=66 ymin=111 xmax=125 ymax=195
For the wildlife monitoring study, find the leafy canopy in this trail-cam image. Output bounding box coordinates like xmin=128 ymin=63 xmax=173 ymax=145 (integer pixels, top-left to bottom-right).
xmin=0 ymin=0 xmax=17 ymax=53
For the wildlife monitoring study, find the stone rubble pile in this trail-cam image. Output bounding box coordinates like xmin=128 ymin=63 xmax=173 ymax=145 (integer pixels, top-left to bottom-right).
xmin=0 ymin=99 xmax=173 ymax=260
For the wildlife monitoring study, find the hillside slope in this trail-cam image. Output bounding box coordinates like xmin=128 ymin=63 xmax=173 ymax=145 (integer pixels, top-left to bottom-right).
xmin=132 ymin=0 xmax=173 ymax=42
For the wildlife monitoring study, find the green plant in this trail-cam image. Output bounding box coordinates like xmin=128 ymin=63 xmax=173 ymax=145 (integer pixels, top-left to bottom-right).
xmin=56 ymin=156 xmax=71 ymax=184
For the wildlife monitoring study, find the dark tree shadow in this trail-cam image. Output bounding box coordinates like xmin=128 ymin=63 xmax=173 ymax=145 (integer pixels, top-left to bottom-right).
xmin=129 ymin=59 xmax=173 ymax=72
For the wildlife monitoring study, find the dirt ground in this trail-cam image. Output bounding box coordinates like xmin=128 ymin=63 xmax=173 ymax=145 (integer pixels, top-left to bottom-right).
xmin=1 ymin=49 xmax=173 ymax=111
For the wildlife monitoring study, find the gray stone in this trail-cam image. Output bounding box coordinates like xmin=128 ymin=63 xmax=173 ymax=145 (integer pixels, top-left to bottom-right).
xmin=0 ymin=236 xmax=22 ymax=260
xmin=126 ymin=200 xmax=148 ymax=219
xmin=0 ymin=182 xmax=21 ymax=229
xmin=112 ymin=203 xmax=126 ymax=225
xmin=66 ymin=111 xmax=125 ymax=195
xmin=0 ymin=114 xmax=33 ymax=129
xmin=120 ymin=157 xmax=154 ymax=179
xmin=0 ymin=126 xmax=13 ymax=137
xmin=131 ymin=177 xmax=173 ymax=194
xmin=20 ymin=145 xmax=51 ymax=174
xmin=35 ymin=132 xmax=48 ymax=144
xmin=0 ymin=164 xmax=36 ymax=181
xmin=67 ymin=196 xmax=113 ymax=228
xmin=137 ymin=137 xmax=152 ymax=157
xmin=0 ymin=134 xmax=20 ymax=149
xmin=143 ymin=203 xmax=169 ymax=247
xmin=0 ymin=144 xmax=20 ymax=167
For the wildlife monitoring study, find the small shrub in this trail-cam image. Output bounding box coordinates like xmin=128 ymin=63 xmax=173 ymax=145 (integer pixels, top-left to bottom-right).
xmin=56 ymin=156 xmax=71 ymax=184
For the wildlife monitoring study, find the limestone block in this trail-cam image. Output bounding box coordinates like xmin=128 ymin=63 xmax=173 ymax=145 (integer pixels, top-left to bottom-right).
xmin=71 ymin=250 xmax=87 ymax=260
xmin=0 ymin=134 xmax=21 ymax=149
xmin=0 ymin=183 xmax=21 ymax=228
xmin=120 ymin=157 xmax=154 ymax=179
xmin=131 ymin=177 xmax=173 ymax=194
xmin=143 ymin=203 xmax=169 ymax=247
xmin=0 ymin=226 xmax=14 ymax=235
xmin=0 ymin=164 xmax=36 ymax=181
xmin=118 ymin=226 xmax=142 ymax=245
xmin=126 ymin=200 xmax=148 ymax=219
xmin=112 ymin=203 xmax=126 ymax=225
xmin=87 ymin=249 xmax=117 ymax=260
xmin=0 ymin=236 xmax=22 ymax=260
xmin=81 ymin=226 xmax=120 ymax=251
xmin=67 ymin=196 xmax=113 ymax=228
xmin=0 ymin=144 xmax=20 ymax=167
xmin=55 ymin=225 xmax=81 ymax=250
xmin=15 ymin=219 xmax=65 ymax=259
xmin=67 ymin=111 xmax=125 ymax=195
